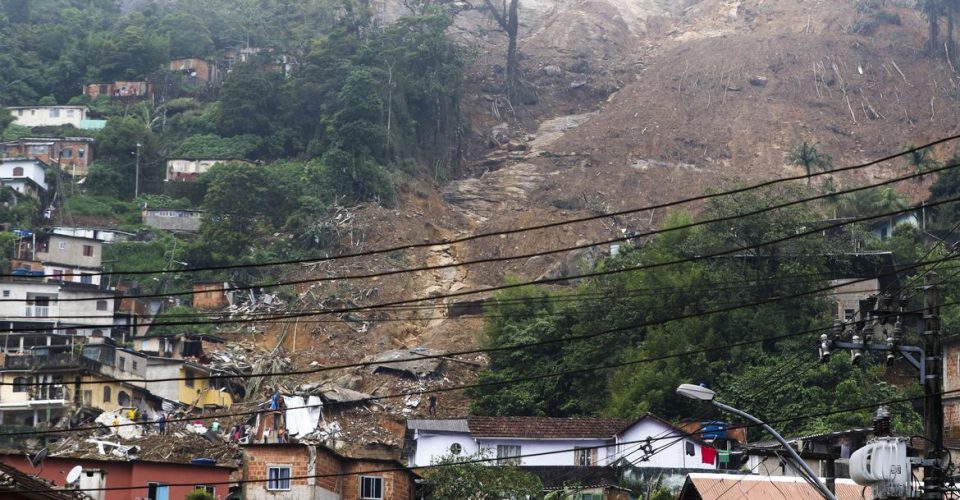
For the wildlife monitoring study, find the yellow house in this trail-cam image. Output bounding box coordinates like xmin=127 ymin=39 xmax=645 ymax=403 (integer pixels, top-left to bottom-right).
xmin=78 ymin=373 xmax=148 ymax=413
xmin=178 ymin=363 xmax=232 ymax=409
xmin=0 ymin=365 xmax=75 ymax=426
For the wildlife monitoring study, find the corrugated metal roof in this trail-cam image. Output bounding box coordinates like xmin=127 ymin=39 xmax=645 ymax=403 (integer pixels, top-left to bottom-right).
xmin=682 ymin=473 xmax=870 ymax=500
xmin=406 ymin=418 xmax=469 ymax=433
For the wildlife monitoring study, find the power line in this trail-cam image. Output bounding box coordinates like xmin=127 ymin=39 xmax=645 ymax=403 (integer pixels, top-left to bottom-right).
xmin=12 ymin=154 xmax=957 ymax=307
xmin=22 ymin=135 xmax=954 ymax=280
xmin=7 ymin=248 xmax=956 ymax=389
xmin=8 ymin=290 xmax=960 ymax=438
xmin=11 ymin=386 xmax=959 ymax=494
xmin=5 ymin=194 xmax=956 ymax=342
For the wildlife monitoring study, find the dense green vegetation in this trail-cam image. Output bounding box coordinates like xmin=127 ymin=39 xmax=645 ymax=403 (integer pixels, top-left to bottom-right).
xmin=0 ymin=0 xmax=467 ymax=279
xmin=467 ymin=184 xmax=941 ymax=437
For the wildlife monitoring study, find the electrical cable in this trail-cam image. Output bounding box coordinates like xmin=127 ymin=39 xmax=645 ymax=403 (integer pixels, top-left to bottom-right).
xmin=8 ymin=250 xmax=954 ymax=388
xmin=11 ymin=386 xmax=960 ymax=494
xmin=11 ymin=135 xmax=955 ymax=281
xmin=6 ymin=248 xmax=956 ymax=391
xmin=5 ymin=195 xmax=957 ymax=345
xmin=11 ymin=155 xmax=958 ymax=307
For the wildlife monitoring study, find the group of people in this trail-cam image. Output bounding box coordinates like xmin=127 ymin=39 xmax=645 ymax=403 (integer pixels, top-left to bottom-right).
xmin=109 ymin=408 xmax=169 ymax=435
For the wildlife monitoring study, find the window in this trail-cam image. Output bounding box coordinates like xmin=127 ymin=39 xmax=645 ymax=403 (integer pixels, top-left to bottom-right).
xmin=12 ymin=166 xmax=23 ymax=177
xmin=16 ymin=110 xmax=22 ymax=116
xmin=147 ymin=483 xmax=168 ymax=500
xmin=66 ymin=109 xmax=75 ymax=117
xmin=80 ymin=274 xmax=92 ymax=284
xmin=49 ymin=109 xmax=60 ymax=118
xmin=103 ymin=386 xmax=111 ymax=402
xmin=96 ymin=300 xmax=108 ymax=311
xmin=117 ymin=391 xmax=130 ymax=406
xmin=131 ymin=361 xmax=138 ymax=371
xmin=844 ymin=309 xmax=855 ymax=321
xmin=267 ymin=466 xmax=291 ymax=491
xmin=119 ymin=357 xmax=125 ymax=371
xmin=185 ymin=371 xmax=194 ymax=388
xmin=1 ymin=290 xmax=8 ymax=298
xmin=496 ymin=445 xmax=521 ymax=464
xmin=574 ymin=447 xmax=597 ymax=466
xmin=61 ymin=148 xmax=73 ymax=158
xmin=13 ymin=377 xmax=29 ymax=392
xmin=58 ymin=241 xmax=66 ymax=250
xmin=360 ymin=476 xmax=383 ymax=499
xmin=83 ymin=245 xmax=93 ymax=256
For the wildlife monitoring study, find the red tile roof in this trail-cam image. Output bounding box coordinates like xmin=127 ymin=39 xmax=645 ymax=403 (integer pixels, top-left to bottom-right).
xmin=466 ymin=416 xmax=633 ymax=439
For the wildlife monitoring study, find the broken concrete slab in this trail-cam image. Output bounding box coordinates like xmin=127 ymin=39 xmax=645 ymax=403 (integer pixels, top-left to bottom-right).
xmin=367 ymin=349 xmax=443 ymax=378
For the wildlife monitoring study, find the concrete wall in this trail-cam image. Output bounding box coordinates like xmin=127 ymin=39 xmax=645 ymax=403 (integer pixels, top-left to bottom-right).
xmin=619 ymin=419 xmax=716 ymax=470
xmin=411 ymin=431 xmax=480 ymax=466
xmin=36 ymin=234 xmax=102 ymax=269
xmin=9 ymin=106 xmax=88 ymax=128
xmin=476 ymin=438 xmax=614 ymax=467
xmin=166 ymin=159 xmax=225 ymax=181
xmin=142 ymin=209 xmax=203 ymax=232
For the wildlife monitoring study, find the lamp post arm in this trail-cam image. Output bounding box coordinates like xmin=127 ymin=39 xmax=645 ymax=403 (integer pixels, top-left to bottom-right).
xmin=712 ymin=400 xmax=837 ymax=500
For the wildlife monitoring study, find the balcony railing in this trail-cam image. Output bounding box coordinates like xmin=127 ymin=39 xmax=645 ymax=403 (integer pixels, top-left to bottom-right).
xmin=3 ymin=353 xmax=80 ymax=369
xmin=23 ymin=306 xmax=51 ymax=318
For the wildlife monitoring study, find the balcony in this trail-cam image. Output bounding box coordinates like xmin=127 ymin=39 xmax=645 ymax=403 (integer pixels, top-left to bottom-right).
xmin=3 ymin=353 xmax=80 ymax=370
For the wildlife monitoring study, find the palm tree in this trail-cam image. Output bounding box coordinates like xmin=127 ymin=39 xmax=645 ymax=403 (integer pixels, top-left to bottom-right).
xmin=787 ymin=141 xmax=832 ymax=184
xmin=837 ymin=186 xmax=909 ymax=218
xmin=903 ymin=143 xmax=940 ymax=183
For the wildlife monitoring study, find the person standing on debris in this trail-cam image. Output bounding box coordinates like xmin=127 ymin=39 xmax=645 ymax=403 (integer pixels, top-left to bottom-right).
xmin=157 ymin=413 xmax=166 ymax=435
xmin=112 ymin=415 xmax=119 ymax=430
xmin=127 ymin=407 xmax=136 ymax=421
xmin=211 ymin=419 xmax=221 ymax=433
xmin=429 ymin=395 xmax=437 ymax=416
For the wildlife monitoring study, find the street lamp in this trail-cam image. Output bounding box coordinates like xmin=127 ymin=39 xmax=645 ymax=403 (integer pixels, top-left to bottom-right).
xmin=676 ymin=383 xmax=838 ymax=500
xmin=134 ymin=142 xmax=142 ymax=199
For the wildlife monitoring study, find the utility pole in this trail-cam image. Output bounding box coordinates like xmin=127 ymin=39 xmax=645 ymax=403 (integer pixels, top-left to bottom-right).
xmin=922 ymin=272 xmax=943 ymax=499
xmin=820 ymin=287 xmax=944 ymax=499
xmin=134 ymin=142 xmax=142 ymax=199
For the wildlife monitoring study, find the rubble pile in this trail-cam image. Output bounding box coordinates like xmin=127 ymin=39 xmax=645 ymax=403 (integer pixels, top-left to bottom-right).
xmin=50 ymin=427 xmax=240 ymax=466
xmin=206 ymin=342 xmax=293 ymax=399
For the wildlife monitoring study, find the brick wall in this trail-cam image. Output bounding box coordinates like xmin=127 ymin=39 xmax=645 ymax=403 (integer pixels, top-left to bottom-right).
xmin=341 ymin=461 xmax=414 ymax=500
xmin=243 ymin=445 xmax=413 ymax=500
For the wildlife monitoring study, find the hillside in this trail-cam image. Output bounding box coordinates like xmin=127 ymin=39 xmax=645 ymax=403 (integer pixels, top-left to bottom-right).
xmin=247 ymin=0 xmax=960 ymax=454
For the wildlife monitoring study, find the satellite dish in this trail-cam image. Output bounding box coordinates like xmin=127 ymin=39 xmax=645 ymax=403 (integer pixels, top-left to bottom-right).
xmin=66 ymin=466 xmax=82 ymax=486
xmin=28 ymin=448 xmax=48 ymax=468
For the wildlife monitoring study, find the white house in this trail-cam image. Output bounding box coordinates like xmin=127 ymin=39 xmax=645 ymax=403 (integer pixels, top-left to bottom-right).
xmin=165 ymin=158 xmax=253 ymax=182
xmin=406 ymin=415 xmax=719 ymax=471
xmin=0 ymin=158 xmax=48 ymax=198
xmin=0 ymin=280 xmax=116 ymax=339
xmin=7 ymin=106 xmax=90 ymax=128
